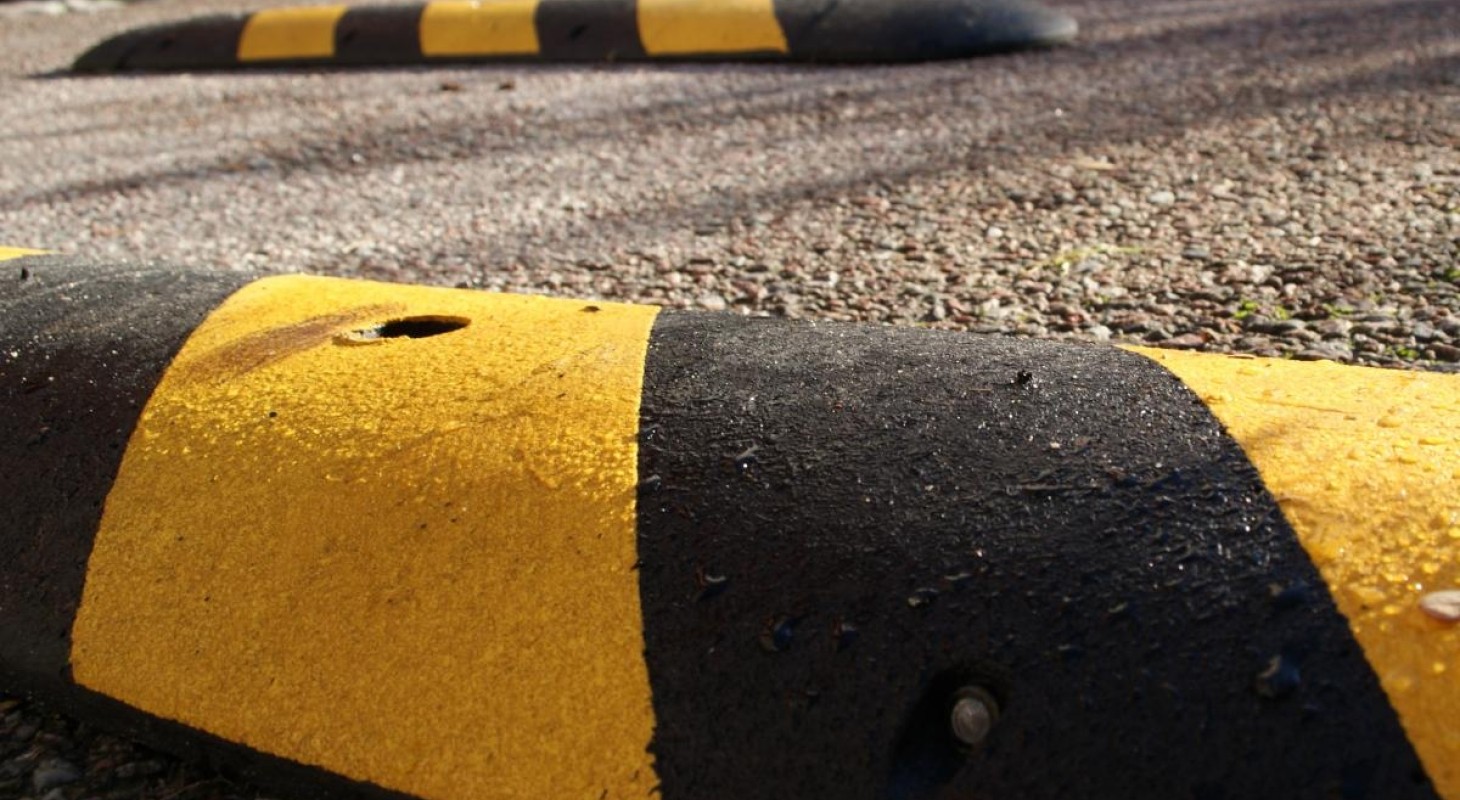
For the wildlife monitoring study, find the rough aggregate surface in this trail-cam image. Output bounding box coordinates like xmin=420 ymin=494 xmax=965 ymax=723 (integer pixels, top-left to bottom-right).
xmin=1 ymin=0 xmax=1458 ymax=795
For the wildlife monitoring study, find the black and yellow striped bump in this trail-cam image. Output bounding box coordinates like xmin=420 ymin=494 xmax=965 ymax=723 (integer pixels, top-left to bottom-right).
xmin=1 ymin=252 xmax=1457 ymax=800
xmin=72 ymin=0 xmax=1079 ymax=71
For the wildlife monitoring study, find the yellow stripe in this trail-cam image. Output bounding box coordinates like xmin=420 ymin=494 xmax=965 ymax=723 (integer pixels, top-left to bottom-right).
xmin=0 ymin=246 xmax=46 ymax=261
xmin=1132 ymin=347 xmax=1460 ymax=798
xmin=419 ymin=0 xmax=539 ymax=57
xmin=73 ymin=277 xmax=662 ymax=799
xmin=636 ymin=0 xmax=788 ymax=55
xmin=238 ymin=5 xmax=348 ymax=61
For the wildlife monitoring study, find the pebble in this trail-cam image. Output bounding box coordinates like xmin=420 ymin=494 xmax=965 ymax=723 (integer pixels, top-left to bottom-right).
xmin=1420 ymin=591 xmax=1460 ymax=622
xmin=32 ymin=759 xmax=81 ymax=792
xmin=1430 ymin=344 xmax=1460 ymax=363
xmin=1295 ymin=343 xmax=1354 ymax=362
xmin=1312 ymin=319 xmax=1353 ymax=338
xmin=695 ymin=293 xmax=728 ymax=312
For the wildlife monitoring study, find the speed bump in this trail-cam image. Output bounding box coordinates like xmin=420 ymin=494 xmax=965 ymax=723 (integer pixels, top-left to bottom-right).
xmin=71 ymin=0 xmax=1078 ymax=71
xmin=1 ymin=252 xmax=1456 ymax=800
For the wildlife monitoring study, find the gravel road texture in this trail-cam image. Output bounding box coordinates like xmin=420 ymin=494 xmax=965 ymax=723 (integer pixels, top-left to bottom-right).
xmin=2 ymin=0 xmax=1459 ymax=796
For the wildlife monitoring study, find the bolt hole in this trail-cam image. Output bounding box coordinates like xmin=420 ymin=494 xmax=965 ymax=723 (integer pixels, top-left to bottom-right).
xmin=339 ymin=315 xmax=470 ymax=344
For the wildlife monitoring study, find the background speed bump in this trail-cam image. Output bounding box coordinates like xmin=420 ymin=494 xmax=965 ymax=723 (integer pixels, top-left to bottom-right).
xmin=1 ymin=252 xmax=1456 ymax=800
xmin=71 ymin=0 xmax=1078 ymax=72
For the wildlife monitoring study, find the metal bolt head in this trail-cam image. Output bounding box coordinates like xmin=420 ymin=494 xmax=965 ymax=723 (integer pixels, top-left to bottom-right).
xmin=950 ymin=686 xmax=1000 ymax=748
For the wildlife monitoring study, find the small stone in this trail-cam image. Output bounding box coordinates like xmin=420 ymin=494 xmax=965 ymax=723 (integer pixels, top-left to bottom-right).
xmin=1295 ymin=343 xmax=1353 ymax=362
xmin=907 ymin=587 xmax=940 ymax=608
xmin=1254 ymin=655 xmax=1301 ymax=699
xmin=1087 ymin=324 xmax=1113 ymax=341
xmin=1420 ymin=590 xmax=1460 ymax=622
xmin=1245 ymin=317 xmax=1307 ymax=335
xmin=32 ymin=759 xmax=80 ymax=792
xmin=1162 ymin=332 xmax=1206 ymax=350
xmin=1430 ymin=343 xmax=1460 ymax=363
xmin=758 ymin=617 xmax=795 ymax=652
xmin=1147 ymin=190 xmax=1176 ymax=206
xmin=695 ymin=294 xmax=728 ymax=312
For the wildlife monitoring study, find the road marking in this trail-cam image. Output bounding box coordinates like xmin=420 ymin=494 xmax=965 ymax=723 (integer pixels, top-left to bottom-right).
xmin=0 ymin=247 xmax=45 ymax=260
xmin=1132 ymin=347 xmax=1460 ymax=799
xmin=636 ymin=0 xmax=788 ymax=55
xmin=238 ymin=5 xmax=349 ymax=61
xmin=72 ymin=275 xmax=662 ymax=799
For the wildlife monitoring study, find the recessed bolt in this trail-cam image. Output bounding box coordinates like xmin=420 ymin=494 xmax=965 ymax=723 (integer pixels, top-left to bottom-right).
xmin=949 ymin=686 xmax=1000 ymax=748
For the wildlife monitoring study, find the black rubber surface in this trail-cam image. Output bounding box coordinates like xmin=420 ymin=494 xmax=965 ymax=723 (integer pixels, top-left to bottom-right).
xmin=336 ymin=5 xmax=424 ymax=64
xmin=776 ymin=0 xmax=1077 ymax=61
xmin=72 ymin=15 xmax=247 ymax=73
xmin=634 ymin=311 xmax=1436 ymax=800
xmin=537 ymin=0 xmax=647 ymax=60
xmin=0 ymin=256 xmax=406 ymax=800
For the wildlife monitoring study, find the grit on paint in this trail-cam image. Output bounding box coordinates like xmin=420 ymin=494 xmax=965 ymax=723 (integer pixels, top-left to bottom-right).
xmin=70 ymin=276 xmax=663 ymax=799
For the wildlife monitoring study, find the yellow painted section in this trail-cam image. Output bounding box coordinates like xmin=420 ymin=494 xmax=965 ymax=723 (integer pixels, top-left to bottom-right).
xmin=72 ymin=276 xmax=662 ymax=799
xmin=1132 ymin=347 xmax=1460 ymax=798
xmin=0 ymin=246 xmax=45 ymax=261
xmin=636 ymin=0 xmax=788 ymax=55
xmin=238 ymin=5 xmax=348 ymax=61
xmin=420 ymin=0 xmax=540 ymax=57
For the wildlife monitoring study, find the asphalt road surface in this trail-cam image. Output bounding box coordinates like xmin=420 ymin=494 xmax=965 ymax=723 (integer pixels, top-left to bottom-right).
xmin=1 ymin=0 xmax=1458 ymax=797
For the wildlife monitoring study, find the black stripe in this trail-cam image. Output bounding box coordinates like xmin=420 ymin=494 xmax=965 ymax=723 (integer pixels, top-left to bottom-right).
xmin=72 ymin=15 xmax=249 ymax=72
xmin=335 ymin=5 xmax=425 ymax=65
xmin=774 ymin=0 xmax=1076 ymax=62
xmin=0 ymin=257 xmax=406 ymax=800
xmin=535 ymin=0 xmax=646 ymax=60
xmin=635 ymin=312 xmax=1436 ymax=800
xmin=0 ymin=256 xmax=250 ymax=690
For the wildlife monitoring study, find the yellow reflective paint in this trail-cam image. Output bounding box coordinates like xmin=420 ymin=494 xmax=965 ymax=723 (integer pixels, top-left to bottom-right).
xmin=238 ymin=5 xmax=348 ymax=61
xmin=420 ymin=0 xmax=539 ymax=56
xmin=1132 ymin=347 xmax=1460 ymax=799
xmin=0 ymin=246 xmax=45 ymax=261
xmin=72 ymin=276 xmax=662 ymax=799
xmin=636 ymin=0 xmax=788 ymax=55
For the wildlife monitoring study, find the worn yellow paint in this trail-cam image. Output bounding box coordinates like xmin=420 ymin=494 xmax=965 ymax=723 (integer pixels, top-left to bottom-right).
xmin=238 ymin=5 xmax=348 ymax=61
xmin=72 ymin=276 xmax=662 ymax=799
xmin=0 ymin=247 xmax=45 ymax=261
xmin=636 ymin=0 xmax=788 ymax=55
xmin=420 ymin=0 xmax=539 ymax=56
xmin=1132 ymin=347 xmax=1460 ymax=798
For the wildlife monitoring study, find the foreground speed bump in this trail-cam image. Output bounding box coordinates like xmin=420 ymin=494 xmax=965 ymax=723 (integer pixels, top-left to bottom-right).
xmin=2 ymin=253 xmax=1456 ymax=800
xmin=71 ymin=0 xmax=1077 ymax=71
